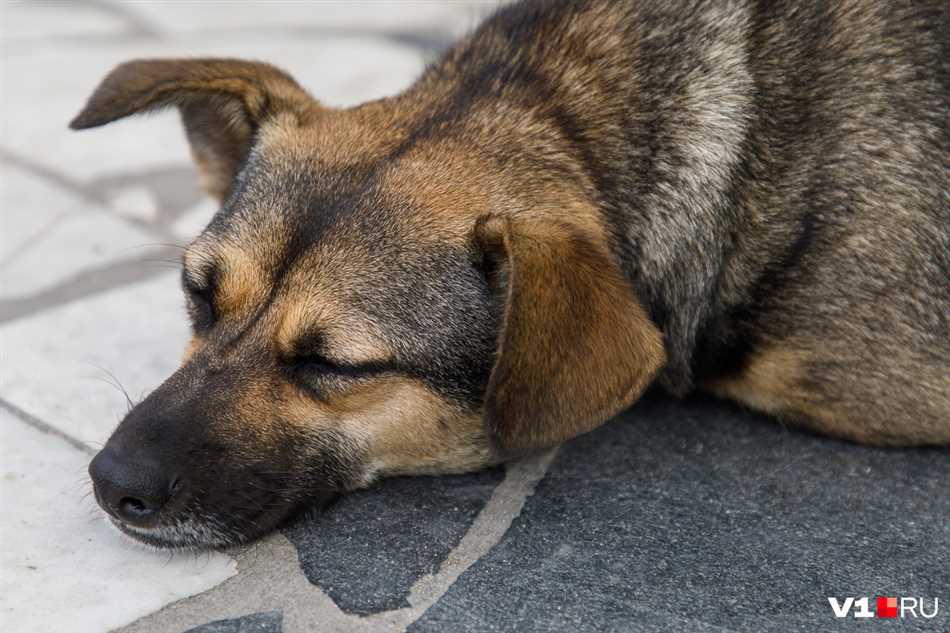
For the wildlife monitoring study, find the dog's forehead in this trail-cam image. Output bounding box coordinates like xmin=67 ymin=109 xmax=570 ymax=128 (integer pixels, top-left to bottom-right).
xmin=190 ymin=107 xmax=490 ymax=276
xmin=185 ymin=145 xmax=485 ymax=343
xmin=191 ymin=147 xmax=382 ymax=262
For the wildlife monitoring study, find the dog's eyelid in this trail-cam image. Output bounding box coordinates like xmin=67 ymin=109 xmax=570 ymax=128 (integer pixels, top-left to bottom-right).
xmin=288 ymin=350 xmax=396 ymax=377
xmin=286 ymin=333 xmax=331 ymax=362
xmin=287 ymin=333 xmax=367 ymax=366
xmin=289 ymin=349 xmax=338 ymax=368
xmin=182 ymin=266 xmax=219 ymax=331
xmin=182 ymin=268 xmax=215 ymax=296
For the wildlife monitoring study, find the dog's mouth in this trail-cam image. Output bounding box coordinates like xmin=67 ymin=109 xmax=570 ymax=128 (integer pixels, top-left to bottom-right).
xmin=100 ymin=488 xmax=341 ymax=550
xmin=88 ymin=420 xmax=358 ymax=550
xmin=108 ymin=516 xmax=231 ymax=550
xmin=106 ymin=504 xmax=292 ymax=550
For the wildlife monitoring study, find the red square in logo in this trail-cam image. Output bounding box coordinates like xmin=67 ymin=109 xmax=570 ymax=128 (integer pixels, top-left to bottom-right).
xmin=877 ymin=596 xmax=898 ymax=618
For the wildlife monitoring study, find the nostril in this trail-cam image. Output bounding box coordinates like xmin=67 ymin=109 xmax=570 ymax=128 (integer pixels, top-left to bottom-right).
xmin=118 ymin=496 xmax=151 ymax=519
xmin=88 ymin=448 xmax=173 ymax=525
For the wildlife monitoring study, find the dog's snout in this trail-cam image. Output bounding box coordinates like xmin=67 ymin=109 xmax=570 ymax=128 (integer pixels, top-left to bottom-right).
xmin=89 ymin=448 xmax=176 ymax=526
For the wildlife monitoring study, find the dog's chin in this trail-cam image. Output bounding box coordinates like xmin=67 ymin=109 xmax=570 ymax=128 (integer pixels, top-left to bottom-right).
xmin=108 ymin=516 xmax=243 ymax=551
xmin=96 ymin=475 xmax=343 ymax=550
xmin=106 ymin=503 xmax=296 ymax=550
xmin=104 ymin=492 xmax=339 ymax=550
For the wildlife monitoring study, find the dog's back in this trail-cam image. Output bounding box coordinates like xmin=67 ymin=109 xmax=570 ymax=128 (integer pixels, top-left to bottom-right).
xmin=427 ymin=0 xmax=950 ymax=441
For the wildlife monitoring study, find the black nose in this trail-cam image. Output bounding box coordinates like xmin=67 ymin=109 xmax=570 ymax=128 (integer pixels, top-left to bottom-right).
xmin=88 ymin=448 xmax=176 ymax=526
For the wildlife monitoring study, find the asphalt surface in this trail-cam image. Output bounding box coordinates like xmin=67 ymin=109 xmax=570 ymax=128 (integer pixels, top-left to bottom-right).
xmin=164 ymin=392 xmax=949 ymax=633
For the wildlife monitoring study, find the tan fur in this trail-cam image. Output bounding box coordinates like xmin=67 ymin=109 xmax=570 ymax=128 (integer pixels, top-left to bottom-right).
xmin=180 ymin=336 xmax=202 ymax=365
xmin=478 ymin=214 xmax=667 ymax=455
xmin=245 ymin=376 xmax=490 ymax=479
xmin=329 ymin=378 xmax=493 ymax=477
xmin=274 ymin=295 xmax=390 ymax=365
xmin=705 ymin=345 xmax=828 ymax=426
xmin=707 ymin=341 xmax=950 ymax=445
xmin=215 ymin=243 xmax=269 ymax=318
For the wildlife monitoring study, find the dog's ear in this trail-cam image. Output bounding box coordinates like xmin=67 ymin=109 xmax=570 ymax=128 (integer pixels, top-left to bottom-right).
xmin=70 ymin=58 xmax=319 ymax=201
xmin=475 ymin=215 xmax=666 ymax=455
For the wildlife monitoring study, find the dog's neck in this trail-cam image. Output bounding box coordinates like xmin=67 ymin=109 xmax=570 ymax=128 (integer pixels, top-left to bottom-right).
xmin=389 ymin=0 xmax=759 ymax=393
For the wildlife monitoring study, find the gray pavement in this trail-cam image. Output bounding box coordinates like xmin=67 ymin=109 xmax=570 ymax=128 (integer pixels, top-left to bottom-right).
xmin=1 ymin=2 xmax=947 ymax=633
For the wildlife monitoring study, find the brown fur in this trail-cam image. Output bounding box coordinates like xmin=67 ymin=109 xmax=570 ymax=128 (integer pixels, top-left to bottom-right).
xmin=477 ymin=215 xmax=666 ymax=454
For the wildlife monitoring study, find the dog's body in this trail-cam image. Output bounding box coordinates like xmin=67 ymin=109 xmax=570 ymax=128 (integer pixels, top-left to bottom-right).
xmin=422 ymin=0 xmax=950 ymax=445
xmin=74 ymin=0 xmax=949 ymax=548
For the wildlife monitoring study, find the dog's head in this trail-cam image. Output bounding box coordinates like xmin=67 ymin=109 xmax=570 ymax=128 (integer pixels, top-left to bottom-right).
xmin=74 ymin=59 xmax=665 ymax=548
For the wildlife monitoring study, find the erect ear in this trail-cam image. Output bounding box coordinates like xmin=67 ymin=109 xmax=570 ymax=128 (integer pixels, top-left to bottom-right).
xmin=70 ymin=58 xmax=319 ymax=201
xmin=476 ymin=215 xmax=666 ymax=456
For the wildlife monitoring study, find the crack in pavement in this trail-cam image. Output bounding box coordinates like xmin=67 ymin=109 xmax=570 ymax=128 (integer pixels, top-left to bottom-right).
xmin=0 ymin=395 xmax=96 ymax=455
xmin=113 ymin=450 xmax=556 ymax=633
xmin=0 ymin=148 xmax=209 ymax=323
xmin=78 ymin=0 xmax=163 ymax=38
xmin=0 ymin=147 xmax=105 ymax=208
xmin=0 ymin=246 xmax=183 ymax=324
xmin=0 ymin=209 xmax=74 ymax=269
xmin=0 ymin=23 xmax=459 ymax=58
xmin=0 ymin=148 xmax=201 ymax=241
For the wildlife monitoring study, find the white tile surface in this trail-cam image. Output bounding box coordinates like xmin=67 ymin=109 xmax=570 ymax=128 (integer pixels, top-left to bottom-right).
xmin=1 ymin=28 xmax=443 ymax=181
xmin=171 ymin=198 xmax=218 ymax=243
xmin=0 ymin=168 xmax=83 ymax=273
xmin=124 ymin=1 xmax=487 ymax=35
xmin=0 ymin=168 xmax=157 ymax=300
xmin=0 ymin=2 xmax=130 ymax=41
xmin=0 ymin=410 xmax=237 ymax=633
xmin=0 ymin=3 xmax=501 ymax=630
xmin=0 ymin=273 xmax=191 ymax=447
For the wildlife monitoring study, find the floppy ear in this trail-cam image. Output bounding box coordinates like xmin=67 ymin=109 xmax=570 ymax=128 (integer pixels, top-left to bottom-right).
xmin=70 ymin=58 xmax=319 ymax=201
xmin=476 ymin=215 xmax=666 ymax=455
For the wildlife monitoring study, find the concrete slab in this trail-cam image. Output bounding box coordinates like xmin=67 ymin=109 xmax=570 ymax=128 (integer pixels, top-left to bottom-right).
xmin=0 ymin=272 xmax=190 ymax=447
xmin=0 ymin=2 xmax=131 ymax=42
xmin=0 ymin=167 xmax=158 ymax=299
xmin=0 ymin=409 xmax=235 ymax=633
xmin=1 ymin=22 xmax=453 ymax=183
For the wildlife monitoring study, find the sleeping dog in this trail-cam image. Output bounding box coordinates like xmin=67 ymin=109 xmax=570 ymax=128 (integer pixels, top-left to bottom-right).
xmin=74 ymin=0 xmax=950 ymax=549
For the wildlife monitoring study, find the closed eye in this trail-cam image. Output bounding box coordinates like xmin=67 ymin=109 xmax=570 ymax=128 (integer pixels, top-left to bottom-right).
xmin=291 ymin=354 xmax=394 ymax=378
xmin=288 ymin=354 xmax=394 ymax=402
xmin=181 ymin=267 xmax=218 ymax=331
xmin=294 ymin=355 xmax=345 ymax=376
xmin=184 ymin=285 xmax=216 ymax=331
